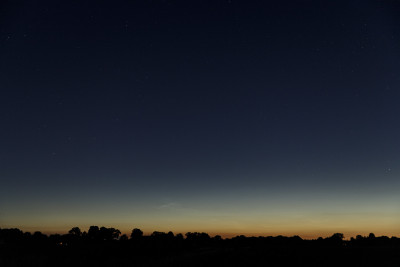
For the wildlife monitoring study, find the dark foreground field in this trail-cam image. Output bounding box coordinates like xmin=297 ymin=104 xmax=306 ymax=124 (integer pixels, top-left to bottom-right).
xmin=1 ymin=228 xmax=399 ymax=267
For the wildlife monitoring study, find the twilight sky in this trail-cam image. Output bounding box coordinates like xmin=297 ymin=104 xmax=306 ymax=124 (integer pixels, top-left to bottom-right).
xmin=1 ymin=0 xmax=400 ymax=238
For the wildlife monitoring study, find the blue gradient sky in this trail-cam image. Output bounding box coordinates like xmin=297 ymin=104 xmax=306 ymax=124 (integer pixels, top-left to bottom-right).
xmin=1 ymin=0 xmax=400 ymax=238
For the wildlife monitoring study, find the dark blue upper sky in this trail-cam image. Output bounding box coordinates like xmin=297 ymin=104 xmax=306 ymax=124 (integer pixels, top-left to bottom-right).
xmin=1 ymin=0 xmax=400 ymax=236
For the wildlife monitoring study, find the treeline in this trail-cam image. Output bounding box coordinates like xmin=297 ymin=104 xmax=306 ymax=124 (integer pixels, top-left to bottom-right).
xmin=1 ymin=226 xmax=399 ymax=248
xmin=0 ymin=226 xmax=216 ymax=247
xmin=1 ymin=227 xmax=400 ymax=266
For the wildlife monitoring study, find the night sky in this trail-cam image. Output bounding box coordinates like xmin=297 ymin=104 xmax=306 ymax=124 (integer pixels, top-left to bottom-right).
xmin=1 ymin=0 xmax=400 ymax=238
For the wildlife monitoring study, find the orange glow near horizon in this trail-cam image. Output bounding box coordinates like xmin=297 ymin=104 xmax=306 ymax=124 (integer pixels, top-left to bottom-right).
xmin=3 ymin=189 xmax=399 ymax=240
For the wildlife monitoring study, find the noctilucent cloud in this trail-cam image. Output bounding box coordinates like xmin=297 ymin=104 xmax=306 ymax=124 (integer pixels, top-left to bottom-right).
xmin=1 ymin=0 xmax=400 ymax=238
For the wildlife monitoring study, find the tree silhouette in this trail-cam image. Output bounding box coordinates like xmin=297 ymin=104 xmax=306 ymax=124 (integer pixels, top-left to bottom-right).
xmin=68 ymin=227 xmax=82 ymax=237
xmin=185 ymin=232 xmax=211 ymax=246
xmin=327 ymin=233 xmax=344 ymax=246
xmin=214 ymin=235 xmax=222 ymax=241
xmin=175 ymin=233 xmax=184 ymax=241
xmin=330 ymin=233 xmax=344 ymax=240
xmin=88 ymin=226 xmax=100 ymax=240
xmin=368 ymin=233 xmax=376 ymax=239
xmin=0 ymin=228 xmax=24 ymax=244
xmin=167 ymin=231 xmax=174 ymax=239
xmin=185 ymin=232 xmax=210 ymax=241
xmin=130 ymin=228 xmax=143 ymax=240
xmin=99 ymin=227 xmax=121 ymax=241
